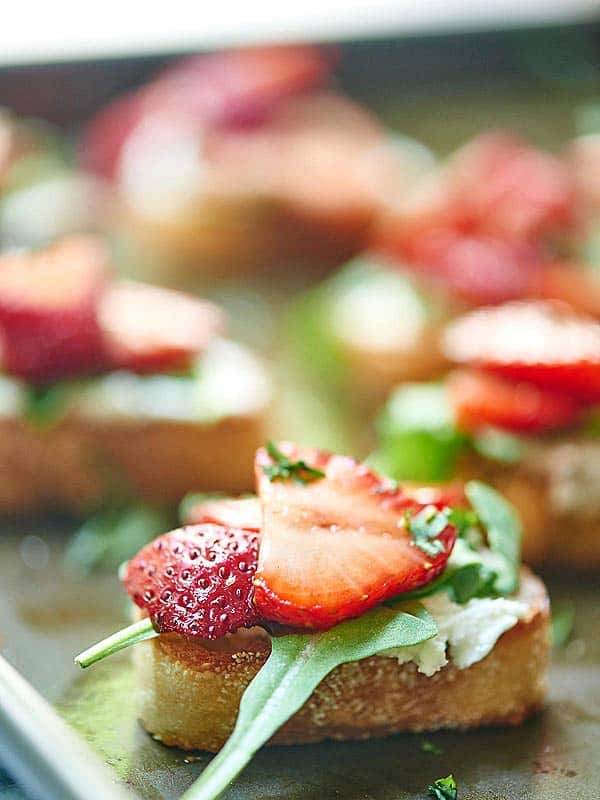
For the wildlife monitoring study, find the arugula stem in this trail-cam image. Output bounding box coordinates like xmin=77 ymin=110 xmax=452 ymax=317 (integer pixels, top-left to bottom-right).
xmin=74 ymin=618 xmax=158 ymax=669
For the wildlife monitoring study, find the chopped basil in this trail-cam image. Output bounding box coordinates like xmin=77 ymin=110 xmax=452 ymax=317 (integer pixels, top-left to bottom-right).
xmin=398 ymin=482 xmax=522 ymax=604
xmin=428 ymin=774 xmax=458 ymax=799
xmin=407 ymin=505 xmax=450 ymax=557
xmin=421 ymin=741 xmax=443 ymax=755
xmin=263 ymin=441 xmax=325 ymax=485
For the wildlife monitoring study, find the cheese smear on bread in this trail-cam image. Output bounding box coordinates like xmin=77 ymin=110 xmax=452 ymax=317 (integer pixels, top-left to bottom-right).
xmin=381 ymin=593 xmax=528 ymax=676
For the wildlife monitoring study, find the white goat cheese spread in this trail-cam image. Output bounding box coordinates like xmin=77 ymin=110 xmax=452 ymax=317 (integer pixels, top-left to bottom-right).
xmin=381 ymin=592 xmax=528 ymax=677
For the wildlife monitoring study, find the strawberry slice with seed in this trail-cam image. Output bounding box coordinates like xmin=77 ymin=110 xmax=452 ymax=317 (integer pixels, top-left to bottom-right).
xmin=124 ymin=524 xmax=260 ymax=638
xmin=253 ymin=443 xmax=456 ymax=630
xmin=98 ymin=281 xmax=225 ymax=374
xmin=0 ymin=236 xmax=109 ymax=383
xmin=443 ymin=301 xmax=600 ymax=402
xmin=448 ymin=369 xmax=583 ymax=434
xmin=184 ymin=496 xmax=261 ymax=531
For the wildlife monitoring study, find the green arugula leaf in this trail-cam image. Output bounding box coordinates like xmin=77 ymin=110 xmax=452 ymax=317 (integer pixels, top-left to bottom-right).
xmin=428 ymin=774 xmax=457 ymax=799
xmin=370 ymin=384 xmax=468 ymax=482
xmin=263 ymin=441 xmax=325 ymax=485
xmin=64 ymin=504 xmax=175 ymax=575
xmin=465 ymin=481 xmax=521 ymax=596
xmin=472 ymin=428 xmax=525 ymax=463
xmin=181 ymin=602 xmax=437 ymax=800
xmin=551 ymin=601 xmax=575 ymax=649
xmin=25 ymin=382 xmax=73 ymax=427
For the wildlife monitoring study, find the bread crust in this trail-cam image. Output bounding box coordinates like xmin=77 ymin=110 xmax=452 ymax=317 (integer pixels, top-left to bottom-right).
xmin=456 ymin=446 xmax=600 ymax=570
xmin=0 ymin=410 xmax=266 ymax=515
xmin=132 ymin=569 xmax=549 ymax=752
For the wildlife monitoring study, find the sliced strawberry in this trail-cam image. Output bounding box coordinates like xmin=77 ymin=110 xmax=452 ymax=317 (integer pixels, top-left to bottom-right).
xmin=448 ymin=131 xmax=576 ymax=242
xmin=253 ymin=444 xmax=456 ymax=630
xmin=98 ymin=281 xmax=225 ymax=374
xmin=443 ymin=301 xmax=600 ymax=402
xmin=184 ymin=497 xmax=261 ymax=531
xmin=448 ymin=368 xmax=583 ymax=434
xmin=124 ymin=524 xmax=260 ymax=638
xmin=82 ymin=46 xmax=332 ymax=179
xmin=401 ymin=227 xmax=542 ymax=304
xmin=0 ymin=236 xmax=109 ymax=383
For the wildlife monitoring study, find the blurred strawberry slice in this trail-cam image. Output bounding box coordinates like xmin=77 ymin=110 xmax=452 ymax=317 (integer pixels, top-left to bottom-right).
xmin=82 ymin=45 xmax=332 ymax=179
xmin=0 ymin=236 xmax=109 ymax=383
xmin=98 ymin=281 xmax=224 ymax=374
xmin=185 ymin=496 xmax=261 ymax=530
xmin=253 ymin=443 xmax=456 ymax=630
xmin=402 ymin=227 xmax=541 ymax=304
xmin=443 ymin=301 xmax=600 ymax=403
xmin=448 ymin=369 xmax=583 ymax=434
xmin=449 ymin=131 xmax=577 ymax=242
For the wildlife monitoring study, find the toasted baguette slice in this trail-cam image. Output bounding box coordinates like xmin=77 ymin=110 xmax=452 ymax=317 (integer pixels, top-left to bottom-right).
xmin=455 ymin=441 xmax=600 ymax=570
xmin=0 ymin=341 xmax=271 ymax=515
xmin=133 ymin=568 xmax=549 ymax=752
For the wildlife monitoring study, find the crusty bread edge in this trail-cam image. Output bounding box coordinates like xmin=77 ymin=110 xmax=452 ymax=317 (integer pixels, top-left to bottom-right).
xmin=132 ymin=568 xmax=550 ymax=752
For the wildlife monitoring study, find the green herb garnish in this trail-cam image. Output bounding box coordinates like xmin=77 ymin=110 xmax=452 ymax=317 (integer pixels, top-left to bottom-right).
xmin=407 ymin=505 xmax=449 ymax=557
xmin=263 ymin=441 xmax=325 ymax=485
xmin=551 ymin=601 xmax=575 ymax=649
xmin=369 ymin=384 xmax=469 ymax=482
xmin=422 ymin=741 xmax=443 ymax=755
xmin=465 ymin=481 xmax=521 ymax=596
xmin=25 ymin=382 xmax=73 ymax=427
xmin=428 ymin=774 xmax=457 ymax=799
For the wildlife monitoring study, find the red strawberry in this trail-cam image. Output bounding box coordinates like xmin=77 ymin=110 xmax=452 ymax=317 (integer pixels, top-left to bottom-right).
xmin=443 ymin=301 xmax=600 ymax=403
xmin=448 ymin=369 xmax=583 ymax=434
xmin=98 ymin=281 xmax=224 ymax=374
xmin=124 ymin=524 xmax=260 ymax=639
xmin=82 ymin=46 xmax=332 ymax=179
xmin=448 ymin=131 xmax=576 ymax=242
xmin=0 ymin=236 xmax=109 ymax=383
xmin=253 ymin=444 xmax=456 ymax=630
xmin=184 ymin=497 xmax=261 ymax=531
xmin=401 ymin=227 xmax=542 ymax=304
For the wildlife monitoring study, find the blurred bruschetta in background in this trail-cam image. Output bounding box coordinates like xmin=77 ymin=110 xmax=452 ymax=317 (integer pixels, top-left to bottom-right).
xmin=0 ymin=235 xmax=271 ymax=515
xmin=81 ymin=46 xmax=432 ymax=284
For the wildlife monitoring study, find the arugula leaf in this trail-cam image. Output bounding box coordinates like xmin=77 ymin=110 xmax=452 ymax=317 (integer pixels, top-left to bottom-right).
xmin=428 ymin=774 xmax=457 ymax=799
xmin=551 ymin=601 xmax=575 ymax=649
xmin=465 ymin=481 xmax=521 ymax=596
xmin=25 ymin=382 xmax=73 ymax=427
xmin=371 ymin=384 xmax=468 ymax=482
xmin=181 ymin=602 xmax=436 ymax=800
xmin=263 ymin=441 xmax=325 ymax=485
xmin=472 ymin=428 xmax=524 ymax=463
xmin=64 ymin=504 xmax=175 ymax=575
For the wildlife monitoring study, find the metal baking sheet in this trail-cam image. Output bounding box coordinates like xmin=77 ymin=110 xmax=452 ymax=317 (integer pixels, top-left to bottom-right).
xmin=1 ymin=525 xmax=598 ymax=800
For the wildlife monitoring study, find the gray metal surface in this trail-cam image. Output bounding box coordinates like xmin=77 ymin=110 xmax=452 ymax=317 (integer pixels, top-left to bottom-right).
xmin=0 ymin=527 xmax=598 ymax=800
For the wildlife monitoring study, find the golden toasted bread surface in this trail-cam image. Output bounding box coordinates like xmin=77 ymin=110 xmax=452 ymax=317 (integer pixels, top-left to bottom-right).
xmin=133 ymin=569 xmax=549 ymax=752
